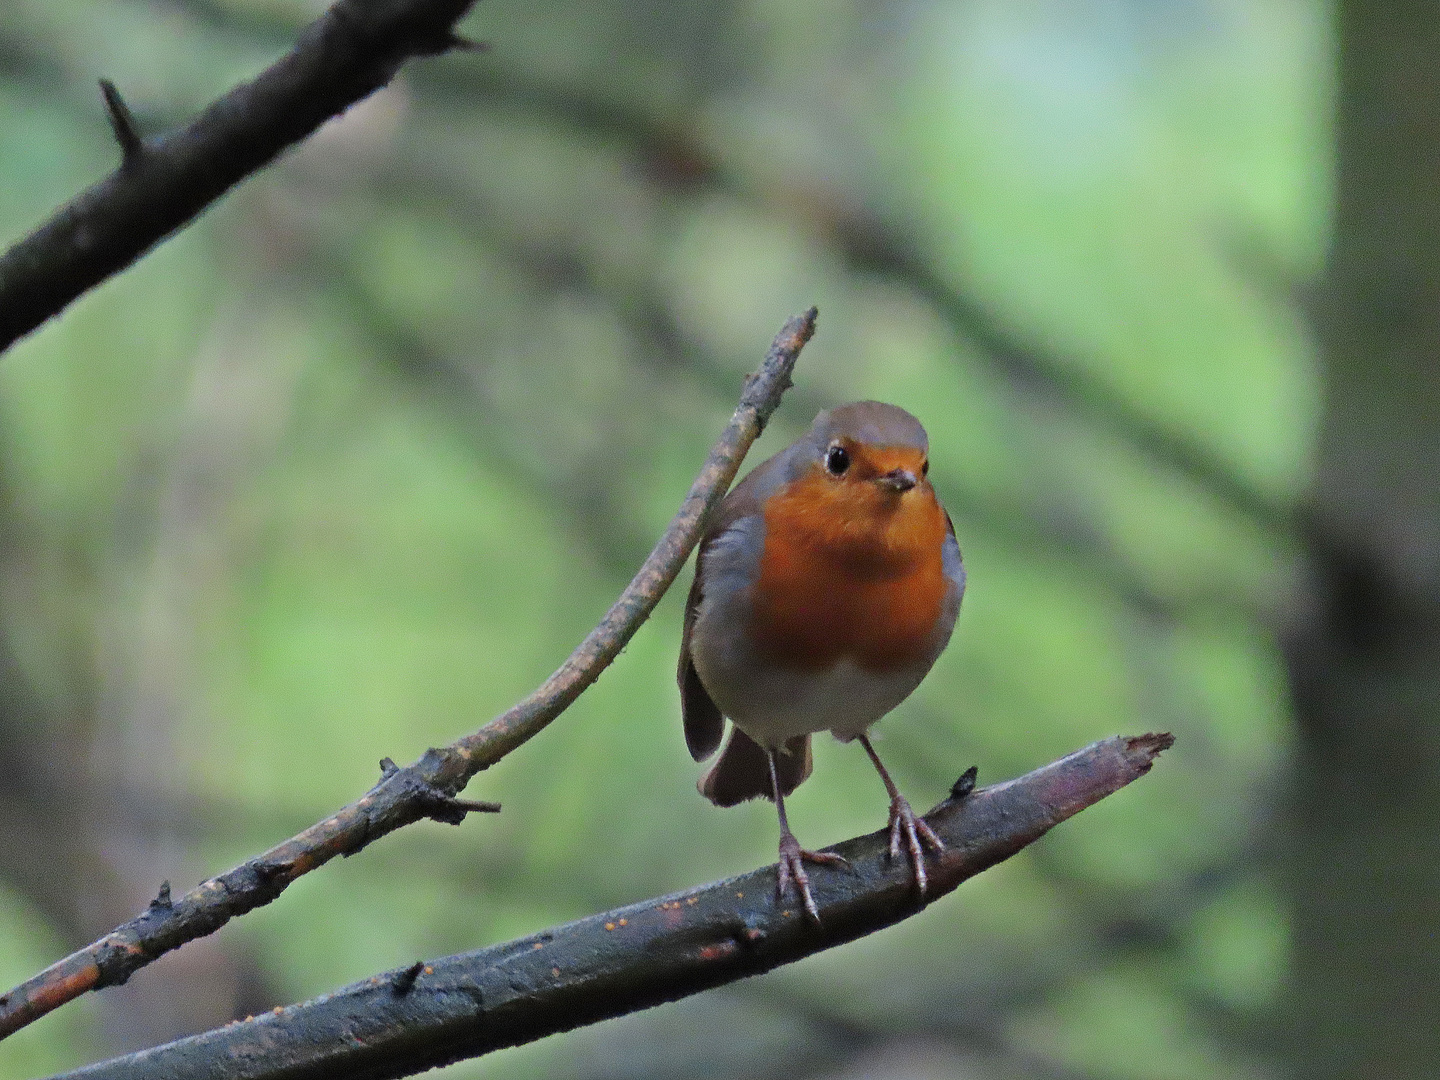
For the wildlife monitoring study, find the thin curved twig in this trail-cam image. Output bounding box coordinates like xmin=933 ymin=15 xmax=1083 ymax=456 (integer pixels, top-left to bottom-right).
xmin=0 ymin=0 xmax=483 ymax=354
xmin=50 ymin=734 xmax=1174 ymax=1080
xmin=0 ymin=308 xmax=817 ymax=1042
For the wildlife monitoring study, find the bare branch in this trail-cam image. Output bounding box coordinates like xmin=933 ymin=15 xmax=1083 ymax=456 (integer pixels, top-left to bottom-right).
xmin=0 ymin=0 xmax=483 ymax=355
xmin=0 ymin=309 xmax=817 ymax=1041
xmin=51 ymin=734 xmax=1173 ymax=1080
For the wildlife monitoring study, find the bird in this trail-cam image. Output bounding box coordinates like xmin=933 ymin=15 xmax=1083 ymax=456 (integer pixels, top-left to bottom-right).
xmin=679 ymin=401 xmax=965 ymax=920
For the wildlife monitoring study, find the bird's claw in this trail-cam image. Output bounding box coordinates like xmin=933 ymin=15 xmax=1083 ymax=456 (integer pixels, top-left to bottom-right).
xmin=886 ymin=795 xmax=945 ymax=895
xmin=776 ymin=833 xmax=848 ymax=922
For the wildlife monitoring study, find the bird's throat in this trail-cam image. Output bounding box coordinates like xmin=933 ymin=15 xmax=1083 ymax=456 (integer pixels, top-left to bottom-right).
xmin=751 ymin=470 xmax=949 ymax=672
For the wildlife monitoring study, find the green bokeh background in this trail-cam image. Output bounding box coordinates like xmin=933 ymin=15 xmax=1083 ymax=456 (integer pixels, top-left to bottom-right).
xmin=0 ymin=1 xmax=1322 ymax=1076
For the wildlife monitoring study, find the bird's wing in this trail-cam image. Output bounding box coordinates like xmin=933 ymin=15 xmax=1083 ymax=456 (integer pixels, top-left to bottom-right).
xmin=678 ymin=455 xmax=777 ymax=762
xmin=942 ymin=507 xmax=966 ymax=606
xmin=679 ymin=567 xmax=724 ymax=761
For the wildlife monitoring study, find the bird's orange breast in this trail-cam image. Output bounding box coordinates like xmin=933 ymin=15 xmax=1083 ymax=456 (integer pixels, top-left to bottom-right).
xmin=750 ymin=467 xmax=950 ymax=672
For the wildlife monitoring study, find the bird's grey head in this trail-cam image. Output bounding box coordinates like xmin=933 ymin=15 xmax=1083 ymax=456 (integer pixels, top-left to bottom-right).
xmin=808 ymin=401 xmax=929 ymax=453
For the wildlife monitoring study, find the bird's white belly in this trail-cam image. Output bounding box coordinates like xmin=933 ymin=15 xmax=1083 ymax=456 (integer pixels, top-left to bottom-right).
xmin=700 ymin=652 xmax=926 ymax=747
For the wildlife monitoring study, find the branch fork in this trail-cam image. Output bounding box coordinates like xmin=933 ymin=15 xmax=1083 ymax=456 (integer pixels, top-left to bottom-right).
xmin=375 ymin=756 xmax=501 ymax=826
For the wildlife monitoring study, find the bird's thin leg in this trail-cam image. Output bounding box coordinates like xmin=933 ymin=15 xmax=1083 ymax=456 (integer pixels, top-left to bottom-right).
xmin=857 ymin=733 xmax=943 ymax=895
xmin=768 ymin=748 xmax=847 ymax=922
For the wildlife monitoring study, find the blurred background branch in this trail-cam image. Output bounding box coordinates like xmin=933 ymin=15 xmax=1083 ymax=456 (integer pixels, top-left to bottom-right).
xmin=1283 ymin=5 xmax=1440 ymax=1077
xmin=0 ymin=0 xmax=481 ymax=353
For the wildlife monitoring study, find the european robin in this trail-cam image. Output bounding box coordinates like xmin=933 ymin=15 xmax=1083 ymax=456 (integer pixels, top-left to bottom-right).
xmin=679 ymin=401 xmax=965 ymax=920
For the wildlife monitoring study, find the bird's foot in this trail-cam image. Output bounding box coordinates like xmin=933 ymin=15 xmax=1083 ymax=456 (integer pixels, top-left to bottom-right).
xmin=886 ymin=794 xmax=945 ymax=895
xmin=776 ymin=832 xmax=849 ymax=922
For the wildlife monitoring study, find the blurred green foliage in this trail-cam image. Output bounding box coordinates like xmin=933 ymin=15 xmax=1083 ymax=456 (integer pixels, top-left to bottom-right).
xmin=0 ymin=0 xmax=1325 ymax=1076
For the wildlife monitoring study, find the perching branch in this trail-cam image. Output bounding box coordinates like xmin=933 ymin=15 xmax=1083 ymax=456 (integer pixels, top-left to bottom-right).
xmin=0 ymin=308 xmax=817 ymax=1042
xmin=51 ymin=734 xmax=1173 ymax=1080
xmin=0 ymin=0 xmax=484 ymax=355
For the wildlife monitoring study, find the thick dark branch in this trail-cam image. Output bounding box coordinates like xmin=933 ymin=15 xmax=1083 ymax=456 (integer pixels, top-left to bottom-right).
xmin=0 ymin=310 xmax=816 ymax=1041
xmin=0 ymin=0 xmax=482 ymax=355
xmin=52 ymin=734 xmax=1172 ymax=1080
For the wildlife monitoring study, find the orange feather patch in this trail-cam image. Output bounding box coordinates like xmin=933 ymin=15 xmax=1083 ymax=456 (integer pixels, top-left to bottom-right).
xmin=750 ymin=447 xmax=950 ymax=672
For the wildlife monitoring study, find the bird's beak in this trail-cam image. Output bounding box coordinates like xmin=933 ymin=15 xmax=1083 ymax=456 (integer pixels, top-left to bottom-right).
xmin=876 ymin=469 xmax=918 ymax=493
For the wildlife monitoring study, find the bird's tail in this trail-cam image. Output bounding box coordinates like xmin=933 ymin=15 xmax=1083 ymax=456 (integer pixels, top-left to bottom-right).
xmin=699 ymin=727 xmax=812 ymax=807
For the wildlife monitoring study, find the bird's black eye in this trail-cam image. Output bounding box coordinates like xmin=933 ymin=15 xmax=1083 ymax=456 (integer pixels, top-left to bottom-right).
xmin=921 ymin=458 xmax=929 ymax=476
xmin=825 ymin=444 xmax=850 ymax=475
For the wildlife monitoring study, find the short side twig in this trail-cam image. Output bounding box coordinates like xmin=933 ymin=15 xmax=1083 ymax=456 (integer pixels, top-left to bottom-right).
xmin=0 ymin=309 xmax=817 ymax=1042
xmin=50 ymin=734 xmax=1174 ymax=1080
xmin=97 ymin=80 xmax=144 ymax=163
xmin=0 ymin=0 xmax=482 ymax=354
